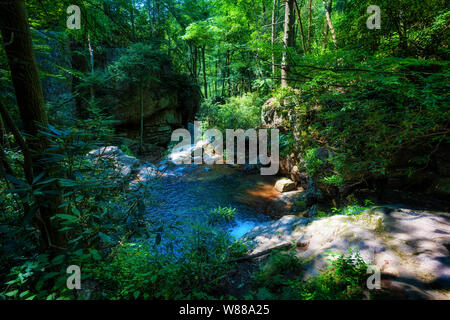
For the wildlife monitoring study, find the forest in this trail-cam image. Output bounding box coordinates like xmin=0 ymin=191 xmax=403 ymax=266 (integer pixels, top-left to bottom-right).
xmin=0 ymin=0 xmax=449 ymax=302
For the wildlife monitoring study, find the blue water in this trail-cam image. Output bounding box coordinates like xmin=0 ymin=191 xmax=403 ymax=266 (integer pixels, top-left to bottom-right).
xmin=230 ymin=220 xmax=257 ymax=239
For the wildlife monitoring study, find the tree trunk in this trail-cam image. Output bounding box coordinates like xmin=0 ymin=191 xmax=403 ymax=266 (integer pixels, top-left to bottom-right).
xmin=322 ymin=0 xmax=337 ymax=49
xmin=0 ymin=100 xmax=34 ymax=185
xmin=294 ymin=0 xmax=307 ymax=53
xmin=308 ymin=0 xmax=312 ymax=52
xmin=323 ymin=19 xmax=329 ymax=49
xmin=0 ymin=0 xmax=66 ymax=253
xmin=130 ymin=0 xmax=136 ymax=42
xmin=202 ymin=46 xmax=208 ymax=99
xmin=88 ymin=33 xmax=95 ymax=101
xmin=271 ymin=0 xmax=279 ymax=76
xmin=0 ymin=100 xmax=31 ymax=220
xmin=226 ymin=50 xmax=231 ymax=96
xmin=0 ymin=110 xmax=6 ymax=148
xmin=70 ymin=36 xmax=89 ymax=119
xmin=281 ymin=0 xmax=295 ymax=88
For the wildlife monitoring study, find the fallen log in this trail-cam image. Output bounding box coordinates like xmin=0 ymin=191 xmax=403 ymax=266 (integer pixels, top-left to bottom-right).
xmin=227 ymin=242 xmax=294 ymax=263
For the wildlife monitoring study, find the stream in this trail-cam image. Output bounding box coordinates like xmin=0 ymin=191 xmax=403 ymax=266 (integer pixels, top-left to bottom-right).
xmin=137 ymin=162 xmax=280 ymax=252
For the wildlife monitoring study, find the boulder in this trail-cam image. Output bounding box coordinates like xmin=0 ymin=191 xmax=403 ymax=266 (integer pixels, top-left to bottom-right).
xmin=261 ymin=93 xmax=300 ymax=130
xmin=169 ymin=144 xmax=194 ymax=164
xmin=242 ymin=215 xmax=309 ymax=251
xmin=117 ymin=155 xmax=140 ymax=177
xmin=280 ymin=154 xmax=302 ymax=182
xmin=265 ymin=190 xmax=305 ymax=218
xmin=261 ymin=98 xmax=284 ymax=129
xmin=111 ymin=77 xmax=201 ymax=147
xmin=242 ymin=206 xmax=450 ymax=299
xmin=203 ymin=154 xmax=223 ymax=165
xmin=136 ymin=165 xmax=158 ymax=181
xmin=88 ymin=146 xmax=123 ymax=158
xmin=274 ymin=178 xmax=296 ymax=193
xmin=88 ymin=146 xmax=139 ymax=179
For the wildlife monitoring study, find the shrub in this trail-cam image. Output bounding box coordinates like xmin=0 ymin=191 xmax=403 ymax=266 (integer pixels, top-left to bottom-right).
xmin=90 ymin=225 xmax=249 ymax=300
xmin=248 ymin=248 xmax=370 ymax=300
xmin=272 ymin=55 xmax=449 ymax=190
xmin=209 ymin=206 xmax=237 ymax=224
xmin=198 ymin=92 xmax=265 ymax=132
xmin=295 ymin=248 xmax=370 ymax=300
xmin=253 ymin=249 xmax=303 ymax=296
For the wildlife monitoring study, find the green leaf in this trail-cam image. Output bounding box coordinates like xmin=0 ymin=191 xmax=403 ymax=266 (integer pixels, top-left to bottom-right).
xmin=32 ymin=172 xmax=46 ymax=184
xmin=90 ymin=249 xmax=101 ymax=261
xmin=6 ymin=290 xmax=18 ymax=297
xmin=71 ymin=207 xmax=81 ymax=216
xmin=5 ymin=174 xmax=26 ymax=186
xmin=55 ymin=214 xmax=78 ymax=222
xmin=51 ymin=255 xmax=65 ymax=265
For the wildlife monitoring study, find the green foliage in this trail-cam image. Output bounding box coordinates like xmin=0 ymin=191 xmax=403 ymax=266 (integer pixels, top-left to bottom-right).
xmin=209 ymin=206 xmax=237 ymax=224
xmin=276 ymin=55 xmax=449 ymax=188
xmin=331 ymin=204 xmax=369 ymax=216
xmin=303 ymin=148 xmax=324 ymax=177
xmin=253 ymin=249 xmax=303 ymax=296
xmin=316 ymin=199 xmax=375 ymax=218
xmin=279 ymin=132 xmax=296 ymax=157
xmin=293 ymin=248 xmax=370 ymax=300
xmin=321 ymin=174 xmax=344 ymax=187
xmin=119 ymin=144 xmax=135 ymax=158
xmin=108 ymin=43 xmax=167 ymax=87
xmin=199 ymin=92 xmax=265 ymax=132
xmin=2 ymin=0 xmax=448 ymax=302
xmin=0 ymin=110 xmax=151 ymax=300
xmin=90 ymin=226 xmax=249 ymax=300
xmin=249 ymin=248 xmax=370 ymax=300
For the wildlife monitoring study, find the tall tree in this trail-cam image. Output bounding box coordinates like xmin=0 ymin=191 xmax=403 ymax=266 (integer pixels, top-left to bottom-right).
xmin=322 ymin=0 xmax=337 ymax=49
xmin=294 ymin=0 xmax=307 ymax=53
xmin=201 ymin=45 xmax=207 ymax=99
xmin=271 ymin=0 xmax=280 ymax=76
xmin=0 ymin=0 xmax=66 ymax=252
xmin=130 ymin=0 xmax=136 ymax=42
xmin=281 ymin=0 xmax=295 ymax=88
xmin=307 ymin=0 xmax=312 ymax=52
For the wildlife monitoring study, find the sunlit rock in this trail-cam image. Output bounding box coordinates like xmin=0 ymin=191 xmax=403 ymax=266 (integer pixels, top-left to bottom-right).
xmin=88 ymin=146 xmax=139 ymax=179
xmin=274 ymin=178 xmax=296 ymax=193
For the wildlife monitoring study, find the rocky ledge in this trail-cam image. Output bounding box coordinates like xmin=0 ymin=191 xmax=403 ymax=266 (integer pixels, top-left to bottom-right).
xmin=242 ymin=206 xmax=450 ymax=299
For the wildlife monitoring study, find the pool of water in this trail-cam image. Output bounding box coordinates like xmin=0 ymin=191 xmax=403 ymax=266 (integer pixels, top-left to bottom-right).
xmin=229 ymin=220 xmax=257 ymax=239
xmin=143 ymin=163 xmax=276 ymax=246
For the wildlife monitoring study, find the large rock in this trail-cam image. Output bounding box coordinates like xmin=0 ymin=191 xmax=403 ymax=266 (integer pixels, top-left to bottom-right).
xmin=169 ymin=144 xmax=195 ymax=164
xmin=88 ymin=146 xmax=139 ymax=179
xmin=242 ymin=206 xmax=450 ymax=299
xmin=261 ymin=92 xmax=302 ymax=130
xmin=261 ymin=97 xmax=285 ymax=129
xmin=34 ymin=31 xmax=75 ymax=120
xmin=111 ymin=77 xmax=201 ymax=147
xmin=265 ymin=190 xmax=306 ymax=218
xmin=274 ymin=178 xmax=296 ymax=193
